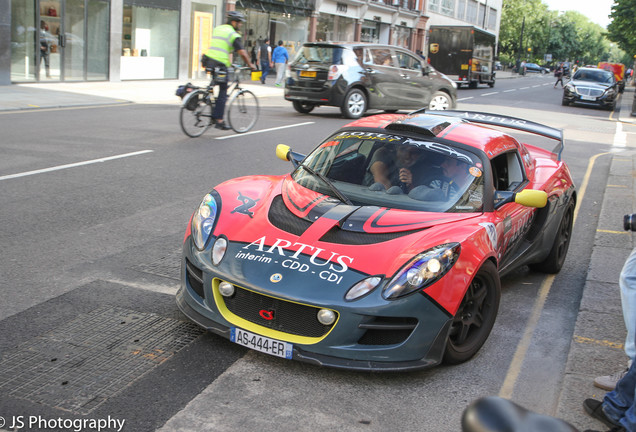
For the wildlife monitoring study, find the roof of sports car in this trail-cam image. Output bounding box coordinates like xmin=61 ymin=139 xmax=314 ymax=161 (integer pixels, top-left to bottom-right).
xmin=345 ymin=113 xmax=523 ymax=159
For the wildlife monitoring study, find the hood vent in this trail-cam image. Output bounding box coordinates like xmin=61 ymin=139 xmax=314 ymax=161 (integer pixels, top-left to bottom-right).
xmin=269 ymin=195 xmax=422 ymax=244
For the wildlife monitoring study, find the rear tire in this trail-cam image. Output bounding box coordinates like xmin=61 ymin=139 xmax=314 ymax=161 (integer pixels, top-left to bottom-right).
xmin=292 ymin=101 xmax=315 ymax=114
xmin=340 ymin=88 xmax=367 ymax=119
xmin=179 ymin=90 xmax=213 ymax=138
xmin=428 ymin=91 xmax=452 ymax=110
xmin=529 ymin=198 xmax=574 ymax=274
xmin=227 ymin=89 xmax=259 ymax=133
xmin=443 ymin=261 xmax=500 ymax=365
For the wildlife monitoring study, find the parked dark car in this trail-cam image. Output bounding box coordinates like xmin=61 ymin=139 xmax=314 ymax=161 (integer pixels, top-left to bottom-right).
xmin=524 ymin=63 xmax=549 ymax=74
xmin=562 ymin=67 xmax=618 ymax=110
xmin=284 ymin=42 xmax=457 ymax=119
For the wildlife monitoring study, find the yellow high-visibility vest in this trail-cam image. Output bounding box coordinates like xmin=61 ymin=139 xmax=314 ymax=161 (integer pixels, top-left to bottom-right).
xmin=205 ymin=24 xmax=240 ymax=67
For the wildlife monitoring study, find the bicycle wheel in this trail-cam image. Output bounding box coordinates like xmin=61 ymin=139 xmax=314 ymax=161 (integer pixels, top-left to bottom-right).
xmin=227 ymin=89 xmax=259 ymax=133
xmin=180 ymin=90 xmax=213 ymax=138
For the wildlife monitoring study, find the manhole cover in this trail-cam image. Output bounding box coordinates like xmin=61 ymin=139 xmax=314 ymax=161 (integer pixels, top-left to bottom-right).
xmin=0 ymin=307 xmax=203 ymax=414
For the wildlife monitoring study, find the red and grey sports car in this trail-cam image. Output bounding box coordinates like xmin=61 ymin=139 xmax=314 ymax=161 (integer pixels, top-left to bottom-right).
xmin=177 ymin=110 xmax=575 ymax=371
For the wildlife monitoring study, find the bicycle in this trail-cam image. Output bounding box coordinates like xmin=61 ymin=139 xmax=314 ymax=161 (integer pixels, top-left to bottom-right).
xmin=179 ymin=65 xmax=259 ymax=137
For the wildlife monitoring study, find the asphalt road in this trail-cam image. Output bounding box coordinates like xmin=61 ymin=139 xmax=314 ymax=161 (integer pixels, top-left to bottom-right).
xmin=0 ymin=74 xmax=622 ymax=432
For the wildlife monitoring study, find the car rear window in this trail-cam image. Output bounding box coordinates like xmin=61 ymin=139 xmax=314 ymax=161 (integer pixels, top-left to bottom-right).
xmin=292 ymin=45 xmax=362 ymax=67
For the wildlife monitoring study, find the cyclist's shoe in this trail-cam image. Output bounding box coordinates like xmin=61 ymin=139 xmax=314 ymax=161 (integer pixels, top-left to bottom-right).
xmin=215 ymin=121 xmax=232 ymax=131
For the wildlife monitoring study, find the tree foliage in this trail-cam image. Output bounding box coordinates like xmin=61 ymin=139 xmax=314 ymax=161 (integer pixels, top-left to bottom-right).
xmin=607 ymin=0 xmax=636 ymax=56
xmin=498 ymin=0 xmax=623 ymax=66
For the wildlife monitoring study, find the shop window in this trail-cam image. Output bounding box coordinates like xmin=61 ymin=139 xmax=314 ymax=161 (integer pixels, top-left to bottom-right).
xmin=121 ymin=2 xmax=179 ymax=79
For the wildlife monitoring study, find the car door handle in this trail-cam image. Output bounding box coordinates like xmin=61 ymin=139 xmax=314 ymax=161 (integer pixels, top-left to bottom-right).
xmin=364 ymin=68 xmax=378 ymax=74
xmin=400 ymin=74 xmax=410 ymax=79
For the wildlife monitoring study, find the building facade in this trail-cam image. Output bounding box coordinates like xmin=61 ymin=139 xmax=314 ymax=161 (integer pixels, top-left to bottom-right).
xmin=1 ymin=0 xmax=500 ymax=85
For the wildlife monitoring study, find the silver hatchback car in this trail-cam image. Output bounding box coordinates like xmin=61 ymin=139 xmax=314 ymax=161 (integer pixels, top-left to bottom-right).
xmin=284 ymin=42 xmax=458 ymax=119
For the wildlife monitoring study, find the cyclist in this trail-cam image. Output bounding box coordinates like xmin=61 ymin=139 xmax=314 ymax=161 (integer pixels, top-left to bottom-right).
xmin=202 ymin=11 xmax=256 ymax=130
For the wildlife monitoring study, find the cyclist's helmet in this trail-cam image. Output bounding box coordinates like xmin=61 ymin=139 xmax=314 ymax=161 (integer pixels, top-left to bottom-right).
xmin=227 ymin=11 xmax=246 ymax=23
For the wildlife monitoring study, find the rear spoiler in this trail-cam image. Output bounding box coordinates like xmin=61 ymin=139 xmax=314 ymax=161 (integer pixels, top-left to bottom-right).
xmin=410 ymin=109 xmax=564 ymax=161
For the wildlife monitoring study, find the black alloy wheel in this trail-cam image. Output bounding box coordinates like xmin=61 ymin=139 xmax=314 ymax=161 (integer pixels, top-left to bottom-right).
xmin=530 ymin=198 xmax=575 ymax=273
xmin=444 ymin=261 xmax=501 ymax=364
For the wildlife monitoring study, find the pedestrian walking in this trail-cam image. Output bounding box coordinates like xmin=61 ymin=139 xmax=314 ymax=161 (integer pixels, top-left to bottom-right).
xmin=594 ymin=246 xmax=636 ymax=391
xmin=257 ymin=38 xmax=272 ymax=84
xmin=201 ymin=11 xmax=256 ymax=130
xmin=272 ymin=40 xmax=289 ymax=87
xmin=554 ymin=63 xmax=565 ymax=88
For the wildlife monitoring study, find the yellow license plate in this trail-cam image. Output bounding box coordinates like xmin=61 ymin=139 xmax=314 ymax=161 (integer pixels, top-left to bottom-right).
xmin=300 ymin=71 xmax=316 ymax=78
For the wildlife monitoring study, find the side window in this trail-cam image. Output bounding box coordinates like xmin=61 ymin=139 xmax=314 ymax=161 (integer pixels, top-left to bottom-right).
xmin=370 ymin=48 xmax=395 ymax=67
xmin=491 ymin=152 xmax=525 ymax=191
xmin=395 ymin=51 xmax=422 ymax=71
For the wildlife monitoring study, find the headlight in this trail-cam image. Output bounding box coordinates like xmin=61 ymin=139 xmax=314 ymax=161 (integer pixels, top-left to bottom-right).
xmin=603 ymin=88 xmax=616 ymax=96
xmin=564 ymin=83 xmax=575 ymax=93
xmin=382 ymin=243 xmax=460 ymax=300
xmin=192 ymin=193 xmax=219 ymax=250
xmin=345 ymin=276 xmax=382 ymax=301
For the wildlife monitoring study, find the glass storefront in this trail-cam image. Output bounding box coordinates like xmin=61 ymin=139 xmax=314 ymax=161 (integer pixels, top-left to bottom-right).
xmin=236 ymin=8 xmax=308 ymax=64
xmin=122 ymin=0 xmax=179 ymax=79
xmin=393 ymin=26 xmax=411 ymax=48
xmin=10 ymin=0 xmax=109 ymax=82
xmin=316 ymin=14 xmax=355 ymax=43
xmin=360 ymin=20 xmax=379 ymax=43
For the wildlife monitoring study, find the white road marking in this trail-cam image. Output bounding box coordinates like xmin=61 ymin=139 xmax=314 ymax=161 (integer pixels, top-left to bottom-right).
xmin=457 ymin=97 xmax=474 ymax=101
xmin=503 ymin=89 xmax=517 ymax=93
xmin=215 ymin=122 xmax=315 ymax=140
xmin=0 ymin=150 xmax=154 ymax=181
xmin=613 ymin=121 xmax=627 ymax=149
xmin=481 ymin=92 xmax=499 ymax=96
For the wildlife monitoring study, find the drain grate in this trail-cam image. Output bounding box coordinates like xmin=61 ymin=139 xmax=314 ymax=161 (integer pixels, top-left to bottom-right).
xmin=0 ymin=307 xmax=203 ymax=414
xmin=131 ymin=249 xmax=182 ymax=280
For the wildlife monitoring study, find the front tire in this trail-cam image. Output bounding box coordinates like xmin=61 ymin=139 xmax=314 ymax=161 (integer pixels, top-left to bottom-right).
xmin=444 ymin=261 xmax=501 ymax=364
xmin=428 ymin=91 xmax=452 ymax=110
xmin=340 ymin=88 xmax=367 ymax=119
xmin=530 ymin=198 xmax=574 ymax=273
xmin=227 ymin=89 xmax=259 ymax=133
xmin=292 ymin=101 xmax=315 ymax=114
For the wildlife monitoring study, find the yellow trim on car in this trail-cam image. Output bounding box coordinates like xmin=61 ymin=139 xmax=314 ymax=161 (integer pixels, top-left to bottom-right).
xmin=212 ymin=278 xmax=338 ymax=345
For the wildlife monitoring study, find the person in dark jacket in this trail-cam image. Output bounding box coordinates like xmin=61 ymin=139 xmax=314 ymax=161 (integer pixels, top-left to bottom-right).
xmin=554 ymin=63 xmax=565 ymax=88
xmin=256 ymin=38 xmax=272 ymax=84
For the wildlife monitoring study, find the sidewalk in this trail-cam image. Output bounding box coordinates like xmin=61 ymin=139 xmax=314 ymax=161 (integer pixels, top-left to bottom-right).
xmin=556 ymin=85 xmax=636 ymax=430
xmin=0 ymin=78 xmax=284 ymax=111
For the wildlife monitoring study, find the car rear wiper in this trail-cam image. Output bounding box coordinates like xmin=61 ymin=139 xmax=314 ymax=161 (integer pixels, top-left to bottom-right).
xmin=298 ymin=163 xmax=353 ymax=206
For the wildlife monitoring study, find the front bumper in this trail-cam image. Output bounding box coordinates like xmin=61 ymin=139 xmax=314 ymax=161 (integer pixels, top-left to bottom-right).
xmin=177 ymin=237 xmax=453 ymax=371
xmin=562 ymin=87 xmax=616 ymax=108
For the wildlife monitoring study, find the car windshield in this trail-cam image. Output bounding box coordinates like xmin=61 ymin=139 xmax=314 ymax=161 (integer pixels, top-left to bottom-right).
xmin=291 ymin=131 xmax=485 ymax=213
xmin=293 ymin=45 xmax=348 ymax=65
xmin=573 ymin=69 xmax=614 ymax=83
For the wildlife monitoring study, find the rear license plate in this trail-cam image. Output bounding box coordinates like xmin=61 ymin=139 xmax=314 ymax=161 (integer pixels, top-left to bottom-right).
xmin=299 ymin=70 xmax=316 ymax=78
xmin=581 ymin=95 xmax=596 ymax=101
xmin=230 ymin=327 xmax=293 ymax=359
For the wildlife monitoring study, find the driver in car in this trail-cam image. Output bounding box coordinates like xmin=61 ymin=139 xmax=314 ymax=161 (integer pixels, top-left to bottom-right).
xmin=366 ymin=145 xmax=427 ymax=193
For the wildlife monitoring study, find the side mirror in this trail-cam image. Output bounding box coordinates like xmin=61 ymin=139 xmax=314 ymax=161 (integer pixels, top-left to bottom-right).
xmin=495 ymin=189 xmax=548 ymax=209
xmin=276 ymin=144 xmax=291 ymax=161
xmin=276 ymin=144 xmax=305 ymax=168
xmin=515 ymin=189 xmax=548 ymax=208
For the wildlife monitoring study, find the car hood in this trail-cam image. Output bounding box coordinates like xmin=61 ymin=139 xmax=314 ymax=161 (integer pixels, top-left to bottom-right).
xmin=210 ymin=175 xmax=481 ymax=278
